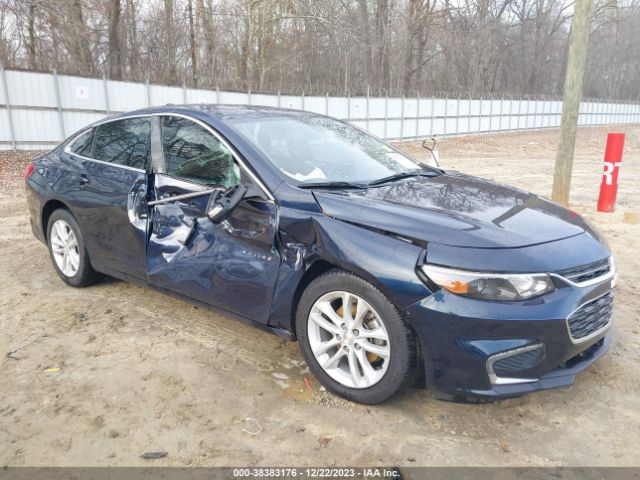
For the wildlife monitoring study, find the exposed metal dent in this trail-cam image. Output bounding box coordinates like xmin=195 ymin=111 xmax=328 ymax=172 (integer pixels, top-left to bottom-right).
xmin=127 ymin=178 xmax=149 ymax=227
xmin=147 ymin=177 xmax=281 ymax=324
xmin=267 ymin=209 xmax=431 ymax=333
xmin=322 ymin=214 xmax=426 ymax=247
xmin=311 ymin=174 xmax=595 ymax=249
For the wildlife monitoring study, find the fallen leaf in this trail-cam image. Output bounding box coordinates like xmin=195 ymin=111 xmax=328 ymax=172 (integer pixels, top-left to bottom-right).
xmin=498 ymin=440 xmax=511 ymax=453
xmin=318 ymin=436 xmax=331 ymax=447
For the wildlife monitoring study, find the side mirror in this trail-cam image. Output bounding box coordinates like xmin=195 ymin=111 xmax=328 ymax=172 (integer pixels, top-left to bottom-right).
xmin=207 ymin=184 xmax=248 ymax=223
xmin=422 ymin=137 xmax=437 ymax=151
xmin=421 ymin=137 xmax=440 ymax=167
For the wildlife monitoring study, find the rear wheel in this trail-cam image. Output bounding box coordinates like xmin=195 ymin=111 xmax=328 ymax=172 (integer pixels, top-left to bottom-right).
xmin=47 ymin=209 xmax=101 ymax=287
xmin=296 ymin=270 xmax=418 ymax=404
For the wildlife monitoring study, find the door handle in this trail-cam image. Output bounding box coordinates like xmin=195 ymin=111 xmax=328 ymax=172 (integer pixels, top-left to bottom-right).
xmin=78 ymin=174 xmax=89 ymax=185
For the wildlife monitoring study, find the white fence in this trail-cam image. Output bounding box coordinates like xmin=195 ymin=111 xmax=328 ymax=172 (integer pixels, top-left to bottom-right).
xmin=1 ymin=67 xmax=640 ymax=150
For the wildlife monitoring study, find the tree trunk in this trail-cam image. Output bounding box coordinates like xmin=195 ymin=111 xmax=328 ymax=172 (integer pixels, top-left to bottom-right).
xmin=27 ymin=3 xmax=37 ymax=69
xmin=375 ymin=0 xmax=390 ymax=93
xmin=187 ymin=0 xmax=197 ymax=86
xmin=68 ymin=0 xmax=93 ymax=75
xmin=403 ymin=0 xmax=420 ymax=92
xmin=239 ymin=1 xmax=253 ymax=89
xmin=164 ymin=0 xmax=177 ymax=83
xmin=357 ymin=0 xmax=373 ymax=85
xmin=125 ymin=0 xmax=139 ymax=79
xmin=108 ymin=0 xmax=122 ymax=80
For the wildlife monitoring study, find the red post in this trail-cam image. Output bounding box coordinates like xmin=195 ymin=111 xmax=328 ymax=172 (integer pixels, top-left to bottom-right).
xmin=597 ymin=133 xmax=625 ymax=212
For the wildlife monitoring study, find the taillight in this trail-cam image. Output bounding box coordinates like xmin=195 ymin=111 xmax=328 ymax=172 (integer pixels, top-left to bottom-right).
xmin=25 ymin=163 xmax=35 ymax=182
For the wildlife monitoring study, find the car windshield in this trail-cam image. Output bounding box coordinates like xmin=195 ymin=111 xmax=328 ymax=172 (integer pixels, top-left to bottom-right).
xmin=228 ymin=115 xmax=424 ymax=184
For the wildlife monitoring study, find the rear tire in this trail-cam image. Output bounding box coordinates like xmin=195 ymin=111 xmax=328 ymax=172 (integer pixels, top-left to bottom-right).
xmin=47 ymin=209 xmax=101 ymax=287
xmin=296 ymin=269 xmax=418 ymax=404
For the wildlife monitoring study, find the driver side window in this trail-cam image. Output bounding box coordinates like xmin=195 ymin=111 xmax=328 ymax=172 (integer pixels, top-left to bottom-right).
xmin=161 ymin=116 xmax=240 ymax=187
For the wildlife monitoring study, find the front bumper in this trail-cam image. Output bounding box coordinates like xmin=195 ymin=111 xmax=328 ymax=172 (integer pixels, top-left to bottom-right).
xmin=469 ymin=334 xmax=610 ymax=400
xmin=405 ymin=276 xmax=614 ymax=402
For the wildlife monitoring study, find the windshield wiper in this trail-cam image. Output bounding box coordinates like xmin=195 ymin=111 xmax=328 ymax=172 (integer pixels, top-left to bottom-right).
xmin=366 ymin=170 xmax=440 ymax=186
xmin=297 ymin=181 xmax=366 ymax=189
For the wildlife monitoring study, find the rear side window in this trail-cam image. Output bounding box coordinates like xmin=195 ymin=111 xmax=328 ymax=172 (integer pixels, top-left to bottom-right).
xmin=68 ymin=129 xmax=93 ymax=157
xmin=161 ymin=116 xmax=240 ymax=186
xmin=92 ymin=118 xmax=151 ymax=169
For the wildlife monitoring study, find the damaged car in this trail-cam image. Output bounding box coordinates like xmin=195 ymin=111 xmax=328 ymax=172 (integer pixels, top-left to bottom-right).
xmin=25 ymin=105 xmax=615 ymax=404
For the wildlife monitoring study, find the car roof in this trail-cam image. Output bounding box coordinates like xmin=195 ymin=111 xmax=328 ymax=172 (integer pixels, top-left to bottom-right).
xmin=119 ymin=104 xmax=321 ymax=121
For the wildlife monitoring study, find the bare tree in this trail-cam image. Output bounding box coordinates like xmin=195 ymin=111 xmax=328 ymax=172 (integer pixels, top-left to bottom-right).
xmin=0 ymin=0 xmax=638 ymax=100
xmin=187 ymin=0 xmax=197 ymax=85
xmin=108 ymin=0 xmax=122 ymax=79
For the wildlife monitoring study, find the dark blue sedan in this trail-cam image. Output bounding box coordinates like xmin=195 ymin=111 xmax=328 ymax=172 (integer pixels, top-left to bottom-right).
xmin=25 ymin=105 xmax=615 ymax=404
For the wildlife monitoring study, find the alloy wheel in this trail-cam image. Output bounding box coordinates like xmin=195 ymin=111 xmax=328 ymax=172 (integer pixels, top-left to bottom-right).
xmin=50 ymin=219 xmax=80 ymax=277
xmin=307 ymin=291 xmax=391 ymax=389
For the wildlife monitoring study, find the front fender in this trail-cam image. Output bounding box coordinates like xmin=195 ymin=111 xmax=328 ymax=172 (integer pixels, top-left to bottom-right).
xmin=267 ymin=208 xmax=432 ymax=332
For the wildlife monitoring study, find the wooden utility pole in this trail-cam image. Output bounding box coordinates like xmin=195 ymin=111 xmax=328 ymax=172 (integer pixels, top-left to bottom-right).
xmin=187 ymin=0 xmax=197 ymax=87
xmin=552 ymin=0 xmax=593 ymax=205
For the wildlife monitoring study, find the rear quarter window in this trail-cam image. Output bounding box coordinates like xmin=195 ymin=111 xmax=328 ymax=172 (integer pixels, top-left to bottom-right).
xmin=68 ymin=129 xmax=94 ymax=157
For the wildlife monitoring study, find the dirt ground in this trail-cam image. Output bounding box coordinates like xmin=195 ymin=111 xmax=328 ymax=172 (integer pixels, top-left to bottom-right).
xmin=1 ymin=126 xmax=639 ymax=467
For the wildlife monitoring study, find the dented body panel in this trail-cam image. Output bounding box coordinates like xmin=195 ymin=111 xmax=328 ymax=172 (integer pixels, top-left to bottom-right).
xmin=147 ymin=182 xmax=281 ymax=323
xmin=268 ymin=201 xmax=431 ymax=332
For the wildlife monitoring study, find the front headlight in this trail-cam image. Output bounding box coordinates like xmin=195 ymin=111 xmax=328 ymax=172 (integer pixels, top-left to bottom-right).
xmin=421 ymin=265 xmax=555 ymax=301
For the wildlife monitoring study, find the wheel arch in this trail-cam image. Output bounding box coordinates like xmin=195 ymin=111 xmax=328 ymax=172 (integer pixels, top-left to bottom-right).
xmin=271 ymin=215 xmax=432 ymax=337
xmin=293 ymin=262 xmax=424 ymax=401
xmin=288 ymin=256 xmax=416 ymax=339
xmin=41 ymin=199 xmax=72 ymax=242
xmin=289 ymin=259 xmax=340 ymax=336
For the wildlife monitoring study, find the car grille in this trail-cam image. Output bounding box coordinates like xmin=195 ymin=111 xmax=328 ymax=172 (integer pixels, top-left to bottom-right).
xmin=567 ymin=291 xmax=614 ymax=341
xmin=492 ymin=346 xmax=545 ymax=376
xmin=557 ymin=258 xmax=611 ymax=284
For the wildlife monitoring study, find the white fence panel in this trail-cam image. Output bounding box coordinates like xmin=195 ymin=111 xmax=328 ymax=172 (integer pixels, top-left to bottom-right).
xmin=0 ymin=109 xmax=11 ymax=142
xmin=368 ymin=119 xmax=386 ymax=138
xmin=6 ymin=70 xmax=57 ymax=108
xmin=12 ymin=108 xmax=62 ymax=142
xmin=457 ymin=98 xmax=470 ymax=117
xmin=107 ymin=80 xmax=147 ymax=111
xmin=417 ymin=118 xmax=431 ymax=137
xmin=349 ymin=96 xmax=367 ymax=119
xmin=386 ymin=119 xmax=402 ymax=138
xmin=387 ymin=98 xmax=403 ymax=118
xmin=279 ymin=94 xmax=302 ymax=110
xmin=62 ymin=111 xmax=105 ymax=136
xmin=1 ymin=68 xmax=639 ymax=149
xmin=302 ymin=96 xmax=327 ymax=115
xmin=186 ymin=88 xmax=218 ymax=104
xmin=59 ymin=75 xmax=106 ymax=111
xmin=368 ymin=98 xmax=386 ymax=119
xmin=327 ymin=97 xmax=348 ymax=118
xmin=150 ymin=84 xmax=184 ymax=106
xmin=251 ymin=93 xmax=279 ymax=108
xmin=219 ymin=91 xmax=249 ymax=105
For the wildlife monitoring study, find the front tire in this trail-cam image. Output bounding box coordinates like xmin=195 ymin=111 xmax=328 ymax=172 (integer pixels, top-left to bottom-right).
xmin=47 ymin=209 xmax=101 ymax=287
xmin=296 ymin=270 xmax=418 ymax=404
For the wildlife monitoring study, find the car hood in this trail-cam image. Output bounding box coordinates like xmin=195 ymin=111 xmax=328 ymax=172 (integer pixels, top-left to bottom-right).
xmin=312 ymin=172 xmax=592 ymax=249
